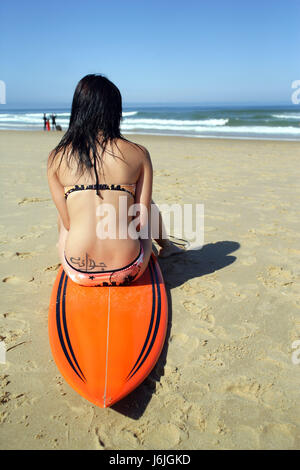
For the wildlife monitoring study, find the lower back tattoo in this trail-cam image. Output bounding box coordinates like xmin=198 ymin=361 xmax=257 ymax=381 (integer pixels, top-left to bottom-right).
xmin=69 ymin=253 xmax=107 ymax=271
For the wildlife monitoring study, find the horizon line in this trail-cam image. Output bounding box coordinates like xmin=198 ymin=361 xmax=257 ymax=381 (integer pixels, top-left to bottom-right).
xmin=0 ymin=101 xmax=296 ymax=110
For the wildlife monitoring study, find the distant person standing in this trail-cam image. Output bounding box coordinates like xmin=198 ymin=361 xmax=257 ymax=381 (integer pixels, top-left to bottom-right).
xmin=46 ymin=117 xmax=50 ymax=131
xmin=43 ymin=113 xmax=47 ymax=131
xmin=51 ymin=113 xmax=57 ymax=131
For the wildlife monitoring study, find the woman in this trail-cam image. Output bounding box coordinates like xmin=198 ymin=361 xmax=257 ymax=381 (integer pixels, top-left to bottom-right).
xmin=47 ymin=74 xmax=181 ymax=287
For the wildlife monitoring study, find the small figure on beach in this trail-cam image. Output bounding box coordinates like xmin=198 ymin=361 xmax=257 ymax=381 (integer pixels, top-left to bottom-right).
xmin=43 ymin=113 xmax=47 ymax=131
xmin=46 ymin=117 xmax=50 ymax=131
xmin=50 ymin=113 xmax=57 ymax=131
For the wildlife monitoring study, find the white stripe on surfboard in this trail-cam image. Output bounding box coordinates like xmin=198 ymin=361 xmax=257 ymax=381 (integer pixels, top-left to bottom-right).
xmin=103 ymin=287 xmax=111 ymax=407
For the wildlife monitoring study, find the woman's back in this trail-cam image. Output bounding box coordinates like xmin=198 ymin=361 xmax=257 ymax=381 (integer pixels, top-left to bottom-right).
xmin=54 ymin=138 xmax=149 ymax=270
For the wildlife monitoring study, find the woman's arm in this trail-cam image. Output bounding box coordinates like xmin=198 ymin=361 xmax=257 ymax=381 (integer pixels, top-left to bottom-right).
xmin=134 ymin=146 xmax=153 ymax=276
xmin=47 ymin=152 xmax=70 ymax=231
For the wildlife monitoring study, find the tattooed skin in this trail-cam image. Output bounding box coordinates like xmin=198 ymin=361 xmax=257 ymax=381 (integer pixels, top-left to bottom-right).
xmin=69 ymin=253 xmax=107 ymax=272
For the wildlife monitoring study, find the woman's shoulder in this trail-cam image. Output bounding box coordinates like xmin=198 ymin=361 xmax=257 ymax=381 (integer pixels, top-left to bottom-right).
xmin=47 ymin=144 xmax=72 ymax=175
xmin=47 ymin=148 xmax=59 ymax=174
xmin=47 ymin=149 xmax=63 ymax=178
xmin=118 ymin=137 xmax=151 ymax=161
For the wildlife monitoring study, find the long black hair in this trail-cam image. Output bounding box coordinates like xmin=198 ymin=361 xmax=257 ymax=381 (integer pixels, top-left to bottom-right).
xmin=49 ymin=74 xmax=142 ymax=197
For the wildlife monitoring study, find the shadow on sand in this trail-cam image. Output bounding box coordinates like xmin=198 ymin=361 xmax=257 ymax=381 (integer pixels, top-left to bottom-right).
xmin=112 ymin=240 xmax=240 ymax=419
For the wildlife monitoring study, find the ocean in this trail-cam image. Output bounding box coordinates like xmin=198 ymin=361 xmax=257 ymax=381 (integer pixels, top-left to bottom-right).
xmin=1 ymin=105 xmax=300 ymax=140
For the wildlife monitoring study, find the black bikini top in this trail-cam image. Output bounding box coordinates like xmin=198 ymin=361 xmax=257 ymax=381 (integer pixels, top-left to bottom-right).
xmin=64 ymin=183 xmax=136 ymax=200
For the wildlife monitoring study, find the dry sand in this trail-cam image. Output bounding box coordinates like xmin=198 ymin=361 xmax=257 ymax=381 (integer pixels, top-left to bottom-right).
xmin=0 ymin=130 xmax=300 ymax=449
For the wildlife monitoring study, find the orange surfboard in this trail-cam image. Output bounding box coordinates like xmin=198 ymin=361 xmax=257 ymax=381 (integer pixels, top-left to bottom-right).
xmin=48 ymin=254 xmax=168 ymax=408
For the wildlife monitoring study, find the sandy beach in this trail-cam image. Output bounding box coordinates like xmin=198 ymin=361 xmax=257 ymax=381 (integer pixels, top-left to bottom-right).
xmin=0 ymin=130 xmax=300 ymax=450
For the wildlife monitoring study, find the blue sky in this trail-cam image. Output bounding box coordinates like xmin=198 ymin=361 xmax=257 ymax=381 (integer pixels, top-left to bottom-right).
xmin=1 ymin=0 xmax=299 ymax=106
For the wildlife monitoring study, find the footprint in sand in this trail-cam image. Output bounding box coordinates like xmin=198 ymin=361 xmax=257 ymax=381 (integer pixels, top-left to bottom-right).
xmin=113 ymin=428 xmax=142 ymax=449
xmin=44 ymin=264 xmax=61 ymax=272
xmin=0 ymin=386 xmax=10 ymax=414
xmin=223 ymin=379 xmax=273 ymax=402
xmin=185 ymin=403 xmax=207 ymax=430
xmin=181 ymin=302 xmax=215 ymax=329
xmin=0 ymin=410 xmax=9 ymax=424
xmin=13 ymin=232 xmax=43 ymax=242
xmin=257 ymin=265 xmax=295 ymax=288
xmin=181 ymin=278 xmax=223 ymax=300
xmin=22 ymin=360 xmax=38 ymax=372
xmin=1 ymin=329 xmax=27 ymax=345
xmin=2 ymin=275 xmax=34 ymax=284
xmin=13 ymin=392 xmax=34 ymax=409
xmin=94 ymin=427 xmax=109 ymax=449
xmin=259 ymin=423 xmax=296 ymax=449
xmin=169 ymin=333 xmax=199 ymax=363
xmin=182 ymin=300 xmax=202 ymax=313
xmin=182 ymin=300 xmax=214 ymax=320
xmin=54 ymin=376 xmax=69 ymax=398
xmin=0 ymin=392 xmax=11 ymax=405
xmin=1 ymin=312 xmax=12 ymax=319
xmin=18 ymin=197 xmax=51 ymax=206
xmin=14 ymin=252 xmax=36 ymax=259
xmin=143 ymin=423 xmax=182 ymax=449
xmin=198 ymin=311 xmax=215 ymax=327
xmin=2 ymin=275 xmax=22 ymax=284
xmin=0 ymin=375 xmax=10 ymax=392
xmin=170 ymin=333 xmax=198 ymax=348
xmin=223 ymin=282 xmax=248 ymax=303
xmin=1 ymin=312 xmax=29 ymax=326
xmin=1 ymin=251 xmax=37 ymax=260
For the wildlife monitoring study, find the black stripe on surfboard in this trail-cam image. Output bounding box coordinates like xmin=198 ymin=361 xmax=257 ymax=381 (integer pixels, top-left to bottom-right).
xmin=127 ymin=257 xmax=162 ymax=381
xmin=56 ymin=270 xmax=86 ymax=383
xmin=127 ymin=258 xmax=162 ymax=380
xmin=61 ymin=273 xmax=86 ymax=382
xmin=126 ymin=257 xmax=156 ymax=380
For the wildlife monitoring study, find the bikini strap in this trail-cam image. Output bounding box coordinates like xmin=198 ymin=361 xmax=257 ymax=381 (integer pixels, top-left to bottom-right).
xmin=64 ymin=183 xmax=136 ymax=199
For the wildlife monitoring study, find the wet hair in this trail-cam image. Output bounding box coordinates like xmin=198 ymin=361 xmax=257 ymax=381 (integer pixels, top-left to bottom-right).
xmin=48 ymin=73 xmax=143 ymax=197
